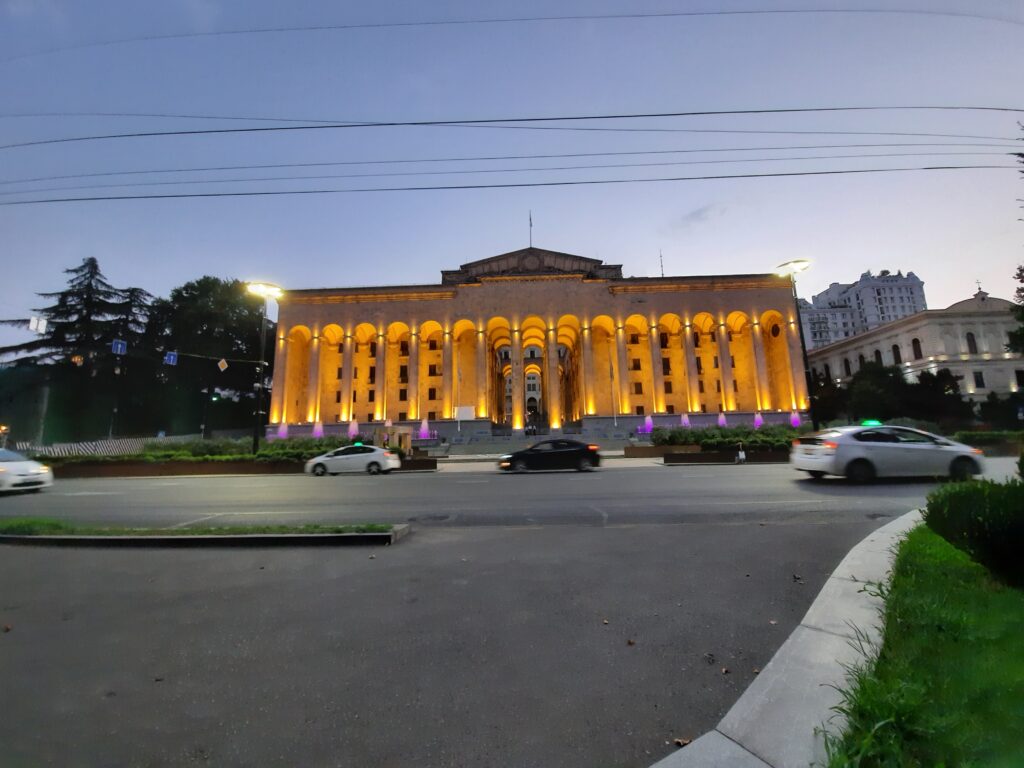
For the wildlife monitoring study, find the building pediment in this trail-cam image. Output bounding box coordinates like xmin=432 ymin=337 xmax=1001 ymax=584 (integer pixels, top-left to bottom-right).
xmin=441 ymin=247 xmax=622 ymax=284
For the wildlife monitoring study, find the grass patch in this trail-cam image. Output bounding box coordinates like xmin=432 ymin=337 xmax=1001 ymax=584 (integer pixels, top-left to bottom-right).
xmin=0 ymin=517 xmax=391 ymax=536
xmin=826 ymin=525 xmax=1024 ymax=766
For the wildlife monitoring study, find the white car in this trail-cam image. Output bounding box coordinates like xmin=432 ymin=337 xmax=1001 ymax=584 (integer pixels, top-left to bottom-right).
xmin=791 ymin=425 xmax=984 ymax=482
xmin=0 ymin=449 xmax=54 ymax=492
xmin=304 ymin=445 xmax=401 ymax=476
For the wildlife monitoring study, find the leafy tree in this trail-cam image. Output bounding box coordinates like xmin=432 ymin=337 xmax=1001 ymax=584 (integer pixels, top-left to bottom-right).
xmin=1008 ymin=264 xmax=1024 ymax=354
xmin=845 ymin=362 xmax=906 ymax=421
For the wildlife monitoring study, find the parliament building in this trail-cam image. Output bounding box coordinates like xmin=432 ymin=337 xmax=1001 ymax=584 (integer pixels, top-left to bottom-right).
xmin=268 ymin=247 xmax=809 ymax=437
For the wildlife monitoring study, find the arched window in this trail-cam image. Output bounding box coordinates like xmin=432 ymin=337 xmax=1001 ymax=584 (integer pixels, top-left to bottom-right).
xmin=966 ymin=332 xmax=978 ymax=354
xmin=824 ymin=363 xmax=832 ymax=380
xmin=843 ymin=358 xmax=852 ymax=377
xmin=891 ymin=344 xmax=902 ymax=364
xmin=858 ymin=354 xmax=866 ymax=369
xmin=912 ymin=338 xmax=923 ymax=360
xmin=873 ymin=349 xmax=883 ymax=365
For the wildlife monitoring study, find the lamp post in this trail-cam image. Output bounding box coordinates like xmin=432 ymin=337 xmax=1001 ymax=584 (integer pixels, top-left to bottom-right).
xmin=774 ymin=259 xmax=819 ymax=430
xmin=246 ymin=282 xmax=283 ymax=455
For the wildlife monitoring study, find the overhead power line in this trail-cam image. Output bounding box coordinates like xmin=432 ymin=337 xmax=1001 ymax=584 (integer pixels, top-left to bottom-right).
xmin=2 ymin=141 xmax=1017 ymax=187
xmin=0 ymin=151 xmax=1013 ymax=198
xmin=1 ymin=105 xmax=1021 ymax=152
xmin=0 ymin=164 xmax=1014 ymax=207
xmin=3 ymin=8 xmax=1020 ymax=64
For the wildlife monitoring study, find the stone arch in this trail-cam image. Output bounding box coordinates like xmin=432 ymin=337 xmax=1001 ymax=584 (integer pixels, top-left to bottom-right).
xmin=486 ymin=317 xmax=512 ymax=423
xmin=726 ymin=311 xmax=759 ymax=411
xmin=966 ymin=331 xmax=978 ymax=355
xmin=384 ymin=322 xmax=412 ymax=421
xmin=283 ymin=325 xmax=312 ymax=424
xmin=873 ymin=349 xmax=883 ymax=365
xmin=622 ymin=313 xmax=652 ymax=415
xmin=760 ymin=310 xmax=794 ymax=410
xmin=590 ymin=315 xmax=617 ymax=416
xmin=348 ymin=323 xmax=379 ymax=424
xmin=556 ymin=314 xmax=583 ymax=422
xmin=891 ymin=344 xmax=902 ymax=365
xmin=911 ymin=338 xmax=923 ymax=360
xmin=691 ymin=312 xmax=721 ymax=413
xmin=657 ymin=313 xmax=688 ymax=414
xmin=452 ymin=318 xmax=478 ymax=414
xmin=319 ymin=324 xmax=345 ymax=423
xmin=417 ymin=320 xmax=443 ymax=420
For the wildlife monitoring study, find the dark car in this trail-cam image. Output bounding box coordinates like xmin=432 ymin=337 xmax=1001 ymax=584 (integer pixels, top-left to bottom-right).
xmin=498 ymin=440 xmax=601 ymax=472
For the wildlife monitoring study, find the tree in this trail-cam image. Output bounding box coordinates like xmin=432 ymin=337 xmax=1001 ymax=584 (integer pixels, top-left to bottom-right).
xmin=1008 ymin=264 xmax=1024 ymax=354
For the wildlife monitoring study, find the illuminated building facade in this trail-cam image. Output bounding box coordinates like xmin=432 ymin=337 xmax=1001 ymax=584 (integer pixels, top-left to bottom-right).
xmin=268 ymin=247 xmax=809 ymax=435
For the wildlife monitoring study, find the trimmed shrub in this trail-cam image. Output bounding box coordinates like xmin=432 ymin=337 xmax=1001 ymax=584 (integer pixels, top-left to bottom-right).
xmin=923 ymin=480 xmax=1024 ymax=585
xmin=951 ymin=431 xmax=1024 ymax=447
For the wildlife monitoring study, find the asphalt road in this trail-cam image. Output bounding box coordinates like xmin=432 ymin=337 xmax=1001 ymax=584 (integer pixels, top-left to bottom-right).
xmin=0 ymin=459 xmax=1016 ymax=768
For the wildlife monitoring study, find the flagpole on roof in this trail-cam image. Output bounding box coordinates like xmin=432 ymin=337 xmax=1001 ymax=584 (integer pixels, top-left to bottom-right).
xmin=529 ymin=210 xmax=532 ymax=247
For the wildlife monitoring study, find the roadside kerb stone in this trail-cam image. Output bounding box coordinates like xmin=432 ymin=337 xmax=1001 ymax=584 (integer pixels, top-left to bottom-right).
xmin=0 ymin=523 xmax=410 ymax=548
xmin=651 ymin=509 xmax=922 ymax=768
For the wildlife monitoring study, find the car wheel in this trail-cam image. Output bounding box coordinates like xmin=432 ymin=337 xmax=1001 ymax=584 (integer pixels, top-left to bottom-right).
xmin=845 ymin=459 xmax=876 ymax=484
xmin=808 ymin=471 xmax=826 ymax=480
xmin=949 ymin=457 xmax=977 ymax=482
xmin=366 ymin=462 xmax=382 ymax=475
xmin=312 ymin=463 xmax=327 ymax=477
xmin=577 ymin=456 xmax=594 ymax=471
xmin=513 ymin=459 xmax=528 ymax=473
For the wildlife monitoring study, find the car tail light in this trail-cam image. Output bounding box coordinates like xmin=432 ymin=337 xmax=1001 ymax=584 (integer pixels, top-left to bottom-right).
xmin=822 ymin=440 xmax=838 ymax=454
xmin=384 ymin=451 xmax=393 ymax=457
xmin=587 ymin=444 xmax=600 ymax=451
xmin=971 ymin=448 xmax=983 ymax=455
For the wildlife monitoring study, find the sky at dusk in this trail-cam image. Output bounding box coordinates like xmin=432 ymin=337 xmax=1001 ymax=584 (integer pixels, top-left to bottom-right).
xmin=1 ymin=0 xmax=1022 ymax=350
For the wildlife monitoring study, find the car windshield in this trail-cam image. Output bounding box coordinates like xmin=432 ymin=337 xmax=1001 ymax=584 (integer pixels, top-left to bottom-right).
xmin=0 ymin=449 xmax=29 ymax=462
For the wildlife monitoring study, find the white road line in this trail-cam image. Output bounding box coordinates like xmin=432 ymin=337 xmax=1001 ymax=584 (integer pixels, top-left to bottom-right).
xmin=59 ymin=491 xmax=123 ymax=496
xmin=170 ymin=513 xmax=226 ymax=529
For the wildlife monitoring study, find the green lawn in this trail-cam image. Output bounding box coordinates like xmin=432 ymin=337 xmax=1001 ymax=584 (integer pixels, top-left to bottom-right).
xmin=827 ymin=525 xmax=1024 ymax=767
xmin=0 ymin=518 xmax=391 ymax=536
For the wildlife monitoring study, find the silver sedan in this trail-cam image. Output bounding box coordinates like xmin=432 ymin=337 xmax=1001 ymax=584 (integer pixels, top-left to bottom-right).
xmin=0 ymin=449 xmax=54 ymax=492
xmin=790 ymin=425 xmax=985 ymax=482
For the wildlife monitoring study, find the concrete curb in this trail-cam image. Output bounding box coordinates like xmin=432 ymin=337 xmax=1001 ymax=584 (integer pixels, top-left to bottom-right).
xmin=650 ymin=509 xmax=923 ymax=768
xmin=0 ymin=523 xmax=411 ymax=548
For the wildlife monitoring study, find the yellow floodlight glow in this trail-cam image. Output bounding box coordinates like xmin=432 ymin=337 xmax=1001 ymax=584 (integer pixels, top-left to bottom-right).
xmin=246 ymin=282 xmax=283 ymax=299
xmin=775 ymin=259 xmax=811 ymax=277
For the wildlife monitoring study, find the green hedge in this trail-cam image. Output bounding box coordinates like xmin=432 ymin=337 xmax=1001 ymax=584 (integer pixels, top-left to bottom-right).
xmin=650 ymin=425 xmax=796 ymax=452
xmin=923 ymin=479 xmax=1024 ymax=585
xmin=951 ymin=431 xmax=1024 ymax=446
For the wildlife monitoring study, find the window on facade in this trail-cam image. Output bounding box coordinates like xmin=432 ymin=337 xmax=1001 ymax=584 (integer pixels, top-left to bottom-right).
xmin=633 ymin=382 xmax=643 ymax=395
xmin=369 ymin=341 xmax=377 ymax=356
xmin=428 ymin=410 xmax=436 ymax=420
xmin=858 ymin=354 xmax=866 ymax=369
xmin=629 ymin=333 xmax=640 ymax=345
xmin=698 ymin=380 xmax=705 ymax=394
xmin=771 ymin=324 xmax=781 ymax=338
xmin=716 ymin=380 xmax=721 ymax=393
xmin=843 ymin=358 xmax=852 ymax=376
xmin=428 ymin=364 xmax=439 ymax=377
xmin=428 ymin=387 xmax=437 ymax=400
xmin=730 ymin=356 xmax=735 ymax=368
xmin=398 ymin=412 xmax=407 ymax=421
xmin=635 ymin=405 xmax=645 ymax=415
xmin=399 ymin=340 xmax=409 ymax=356
xmin=891 ymin=345 xmax=902 ymax=365
xmin=695 ymin=358 xmax=703 ymax=374
xmin=973 ymin=371 xmax=985 ymax=389
xmin=353 ymin=367 xmax=358 ymax=380
xmin=335 ymin=391 xmax=341 ymax=403
xmin=662 ymin=358 xmax=671 ymax=375
xmin=631 ymin=358 xmax=641 ymax=371
xmin=337 ymin=342 xmax=344 ymax=353
xmin=1015 ymin=370 xmax=1024 ymax=388
xmin=666 ymin=404 xmax=675 ymax=414
xmin=912 ymin=338 xmax=923 ymax=360
xmin=660 ymin=332 xmax=669 ymax=349
xmin=966 ymin=332 xmax=978 ymax=354
xmin=664 ymin=381 xmax=673 ymax=394
xmin=693 ymin=331 xmax=701 ymax=348
xmin=352 ymin=391 xmax=357 ymax=403
xmin=733 ymin=380 xmax=738 ymax=392
xmin=713 ymin=356 xmax=719 ymax=369
xmin=367 ymin=390 xmax=375 ymax=402
xmin=399 ymin=389 xmax=407 ymax=401
xmin=428 ymin=339 xmax=438 ymax=351
xmin=874 ymin=349 xmax=883 ymax=365
xmin=700 ymin=404 xmax=707 ymax=413
xmin=369 ymin=366 xmax=376 ymax=384
xmin=824 ymin=363 xmax=832 ymax=380
xmin=337 ymin=367 xmax=343 ymax=380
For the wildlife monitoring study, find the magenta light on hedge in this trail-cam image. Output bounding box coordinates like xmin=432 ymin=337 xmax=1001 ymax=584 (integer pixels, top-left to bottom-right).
xmin=717 ymin=412 xmax=727 ymax=427
xmin=312 ymin=422 xmax=324 ymax=438
xmin=754 ymin=412 xmax=764 ymax=429
xmin=790 ymin=411 xmax=802 ymax=428
xmin=347 ymin=420 xmax=360 ymax=439
xmin=276 ymin=423 xmax=288 ymax=440
xmin=681 ymin=413 xmax=691 ymax=428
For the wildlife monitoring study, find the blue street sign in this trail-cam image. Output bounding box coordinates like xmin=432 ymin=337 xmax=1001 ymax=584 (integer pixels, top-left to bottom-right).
xmin=163 ymin=351 xmax=178 ymax=366
xmin=111 ymin=339 xmax=127 ymax=355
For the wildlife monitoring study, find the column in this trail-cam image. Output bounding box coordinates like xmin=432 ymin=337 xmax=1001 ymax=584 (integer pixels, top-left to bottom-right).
xmin=582 ymin=326 xmax=596 ymax=415
xmin=511 ymin=328 xmax=525 ymax=431
xmin=442 ymin=329 xmax=453 ymax=419
xmin=786 ymin=320 xmax=808 ymax=410
xmin=407 ymin=330 xmax=420 ymax=420
xmin=340 ymin=332 xmax=355 ymax=421
xmin=716 ymin=324 xmax=735 ymax=411
xmin=648 ymin=325 xmax=665 ymax=413
xmin=545 ymin=327 xmax=561 ymax=429
xmin=615 ymin=325 xmax=630 ymax=415
xmin=682 ymin=325 xmax=701 ymax=412
xmin=374 ymin=330 xmax=386 ymax=421
xmin=269 ymin=330 xmax=289 ymax=423
xmin=306 ymin=334 xmax=322 ymax=423
xmin=476 ymin=330 xmax=487 ymax=419
xmin=751 ymin=323 xmax=770 ymax=411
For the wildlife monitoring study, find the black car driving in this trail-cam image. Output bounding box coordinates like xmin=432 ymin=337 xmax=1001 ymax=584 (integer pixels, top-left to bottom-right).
xmin=498 ymin=439 xmax=601 ymax=472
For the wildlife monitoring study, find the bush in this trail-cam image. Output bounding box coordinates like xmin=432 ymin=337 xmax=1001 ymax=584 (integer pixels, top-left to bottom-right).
xmin=951 ymin=431 xmax=1024 ymax=447
xmin=923 ymin=479 xmax=1024 ymax=585
xmin=652 ymin=425 xmax=796 ymax=452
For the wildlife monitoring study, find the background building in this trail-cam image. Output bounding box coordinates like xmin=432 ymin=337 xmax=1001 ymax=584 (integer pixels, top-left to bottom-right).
xmin=808 ymin=289 xmax=1021 ymax=402
xmin=269 ymin=247 xmax=809 ymax=438
xmin=800 ymin=270 xmax=927 ymax=349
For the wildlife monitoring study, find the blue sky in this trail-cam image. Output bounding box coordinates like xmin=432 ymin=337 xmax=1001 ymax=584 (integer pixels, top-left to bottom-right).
xmin=1 ymin=1 xmax=1022 ymax=349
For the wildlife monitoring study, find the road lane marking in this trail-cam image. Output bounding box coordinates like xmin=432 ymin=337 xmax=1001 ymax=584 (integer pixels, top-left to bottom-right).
xmin=171 ymin=513 xmax=226 ymax=528
xmin=59 ymin=491 xmax=123 ymax=496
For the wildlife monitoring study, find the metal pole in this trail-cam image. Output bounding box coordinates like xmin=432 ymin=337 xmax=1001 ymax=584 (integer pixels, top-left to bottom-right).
xmin=252 ymin=300 xmax=268 ymax=455
xmin=791 ymin=276 xmax=819 ymax=430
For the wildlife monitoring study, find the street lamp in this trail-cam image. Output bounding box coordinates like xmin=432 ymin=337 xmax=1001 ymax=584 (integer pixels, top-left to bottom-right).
xmin=246 ymin=282 xmax=283 ymax=455
xmin=774 ymin=260 xmax=819 ymax=430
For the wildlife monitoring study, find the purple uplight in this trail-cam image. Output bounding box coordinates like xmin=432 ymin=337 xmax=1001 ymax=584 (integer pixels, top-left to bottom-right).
xmin=753 ymin=412 xmax=764 ymax=430
xmin=418 ymin=418 xmax=431 ymax=440
xmin=790 ymin=411 xmax=802 ymax=428
xmin=275 ymin=423 xmax=288 ymax=440
xmin=347 ymin=420 xmax=360 ymax=439
xmin=312 ymin=422 xmax=324 ymax=438
xmin=717 ymin=412 xmax=728 ymax=428
xmin=643 ymin=415 xmax=654 ymax=434
xmin=680 ymin=413 xmax=691 ymax=428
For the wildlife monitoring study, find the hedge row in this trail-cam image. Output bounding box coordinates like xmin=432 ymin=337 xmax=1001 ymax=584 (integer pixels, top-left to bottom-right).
xmin=951 ymin=431 xmax=1024 ymax=446
xmin=924 ymin=479 xmax=1024 ymax=585
xmin=651 ymin=425 xmax=798 ymax=452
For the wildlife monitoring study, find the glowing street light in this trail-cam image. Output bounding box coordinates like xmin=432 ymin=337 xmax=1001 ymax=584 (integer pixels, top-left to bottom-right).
xmin=245 ymin=281 xmax=282 ymax=454
xmin=773 ymin=259 xmax=818 ymax=430
xmin=775 ymin=259 xmax=811 ymax=278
